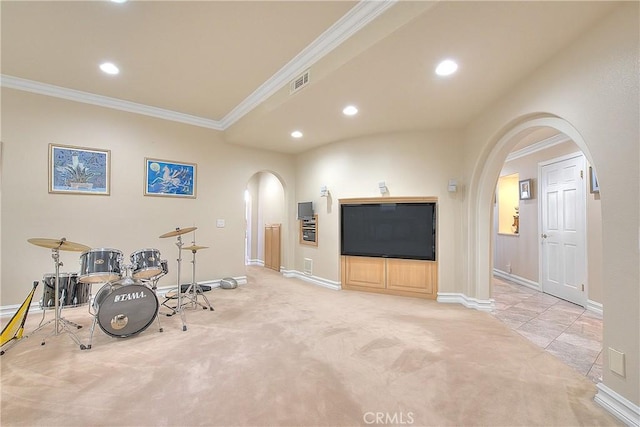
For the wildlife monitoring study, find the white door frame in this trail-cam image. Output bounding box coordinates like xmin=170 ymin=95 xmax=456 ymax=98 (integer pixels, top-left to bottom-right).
xmin=538 ymin=151 xmax=588 ymax=307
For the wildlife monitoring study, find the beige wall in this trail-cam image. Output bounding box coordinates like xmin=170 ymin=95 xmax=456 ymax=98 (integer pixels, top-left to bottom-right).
xmin=1 ymin=88 xmax=294 ymax=305
xmin=462 ymin=3 xmax=638 ymax=404
xmin=1 ymin=0 xmax=637 ymax=408
xmin=294 ymin=130 xmax=464 ymax=290
xmin=493 ymin=139 xmax=603 ymax=304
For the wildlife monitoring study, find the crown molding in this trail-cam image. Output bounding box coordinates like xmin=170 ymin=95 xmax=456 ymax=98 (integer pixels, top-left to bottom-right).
xmin=506 ymin=133 xmax=571 ymax=162
xmin=1 ymin=1 xmax=395 ymax=133
xmin=1 ymin=74 xmax=225 ymax=131
xmin=219 ymin=0 xmax=397 ymax=128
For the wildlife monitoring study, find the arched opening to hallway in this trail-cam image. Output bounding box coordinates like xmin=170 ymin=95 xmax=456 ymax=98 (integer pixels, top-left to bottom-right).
xmin=489 ymin=125 xmax=604 ymax=382
xmin=244 ymin=171 xmax=286 ymax=271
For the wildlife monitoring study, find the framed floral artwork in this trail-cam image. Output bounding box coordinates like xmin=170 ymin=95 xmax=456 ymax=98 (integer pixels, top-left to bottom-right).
xmin=49 ymin=144 xmax=110 ymax=195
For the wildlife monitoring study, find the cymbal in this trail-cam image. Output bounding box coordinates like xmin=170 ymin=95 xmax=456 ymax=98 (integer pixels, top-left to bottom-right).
xmin=183 ymin=245 xmax=209 ymax=252
xmin=159 ymin=226 xmax=197 ymax=238
xmin=28 ymin=238 xmax=91 ymax=252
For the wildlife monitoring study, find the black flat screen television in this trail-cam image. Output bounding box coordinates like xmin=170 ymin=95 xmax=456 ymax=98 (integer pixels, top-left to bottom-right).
xmin=340 ymin=202 xmax=436 ymax=261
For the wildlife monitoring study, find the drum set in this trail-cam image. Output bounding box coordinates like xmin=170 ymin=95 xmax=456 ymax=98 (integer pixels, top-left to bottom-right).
xmin=25 ymin=226 xmax=214 ymax=351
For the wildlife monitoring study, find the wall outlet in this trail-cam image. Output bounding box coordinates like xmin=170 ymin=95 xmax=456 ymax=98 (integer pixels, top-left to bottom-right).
xmin=506 ymin=263 xmax=512 ymax=274
xmin=216 ymin=219 xmax=225 ymax=228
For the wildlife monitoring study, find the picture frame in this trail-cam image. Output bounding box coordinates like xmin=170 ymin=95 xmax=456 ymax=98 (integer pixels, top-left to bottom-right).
xmin=144 ymin=158 xmax=196 ymax=198
xmin=519 ymin=179 xmax=532 ymax=200
xmin=589 ymin=166 xmax=600 ymax=193
xmin=49 ymin=143 xmax=110 ymax=195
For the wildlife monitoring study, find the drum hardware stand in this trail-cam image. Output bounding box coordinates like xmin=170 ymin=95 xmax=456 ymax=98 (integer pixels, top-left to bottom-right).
xmin=85 ymin=280 xmax=116 ymax=350
xmin=159 ymin=227 xmax=197 ymax=332
xmin=145 ymin=272 xmax=165 ymax=334
xmin=36 ymin=285 xmax=82 ymax=330
xmin=26 ymin=238 xmax=90 ymax=351
xmin=180 ymin=243 xmax=214 ymax=312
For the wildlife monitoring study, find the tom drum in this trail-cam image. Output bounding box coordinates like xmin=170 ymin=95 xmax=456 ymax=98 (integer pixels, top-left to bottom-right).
xmin=130 ymin=248 xmax=163 ymax=280
xmin=79 ymin=248 xmax=123 ymax=284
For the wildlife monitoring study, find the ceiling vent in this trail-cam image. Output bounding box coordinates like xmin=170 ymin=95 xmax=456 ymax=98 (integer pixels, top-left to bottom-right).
xmin=290 ymin=70 xmax=310 ymax=94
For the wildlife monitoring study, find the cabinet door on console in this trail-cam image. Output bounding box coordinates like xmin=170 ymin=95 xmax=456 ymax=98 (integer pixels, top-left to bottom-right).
xmin=341 ymin=256 xmax=386 ymax=289
xmin=386 ymin=258 xmax=437 ymax=297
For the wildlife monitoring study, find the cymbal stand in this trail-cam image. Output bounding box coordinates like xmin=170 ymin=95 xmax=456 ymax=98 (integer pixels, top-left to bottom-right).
xmin=167 ymin=235 xmax=188 ymax=331
xmin=32 ymin=246 xmax=86 ymax=350
xmin=180 ymin=246 xmax=214 ymax=311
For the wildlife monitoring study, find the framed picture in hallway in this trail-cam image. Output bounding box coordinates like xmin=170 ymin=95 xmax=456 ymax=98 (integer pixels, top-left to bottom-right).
xmin=49 ymin=143 xmax=110 ymax=195
xmin=519 ymin=179 xmax=532 ymax=200
xmin=589 ymin=167 xmax=600 ymax=193
xmin=144 ymin=158 xmax=197 ymax=198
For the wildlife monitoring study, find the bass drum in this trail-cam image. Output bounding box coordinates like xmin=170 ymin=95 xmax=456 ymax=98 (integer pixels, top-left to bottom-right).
xmin=93 ymin=280 xmax=158 ymax=338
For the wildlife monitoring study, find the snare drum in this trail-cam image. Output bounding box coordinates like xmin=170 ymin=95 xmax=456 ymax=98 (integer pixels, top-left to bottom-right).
xmin=131 ymin=248 xmax=163 ymax=279
xmin=41 ymin=273 xmax=91 ymax=308
xmin=79 ymin=248 xmax=123 ymax=283
xmin=93 ymin=279 xmax=158 ymax=338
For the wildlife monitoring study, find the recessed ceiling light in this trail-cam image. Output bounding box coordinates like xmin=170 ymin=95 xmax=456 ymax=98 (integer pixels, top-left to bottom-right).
xmin=291 ymin=131 xmax=303 ymax=138
xmin=100 ymin=62 xmax=120 ymax=75
xmin=111 ymin=0 xmax=128 ymax=3
xmin=343 ymin=105 xmax=358 ymax=116
xmin=435 ymin=59 xmax=458 ymax=76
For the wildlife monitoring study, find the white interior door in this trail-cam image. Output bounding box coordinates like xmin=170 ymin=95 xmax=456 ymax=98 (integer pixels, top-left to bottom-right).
xmin=539 ymin=153 xmax=587 ymax=306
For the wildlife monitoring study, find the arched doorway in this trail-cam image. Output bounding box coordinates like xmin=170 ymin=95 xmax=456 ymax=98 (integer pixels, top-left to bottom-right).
xmin=467 ymin=115 xmax=599 ymax=302
xmin=488 ymin=124 xmax=604 ymax=381
xmin=245 ymin=171 xmax=287 ymax=270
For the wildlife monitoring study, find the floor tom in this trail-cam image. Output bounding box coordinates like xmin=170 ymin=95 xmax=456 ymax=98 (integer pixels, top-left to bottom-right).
xmin=41 ymin=273 xmax=91 ymax=308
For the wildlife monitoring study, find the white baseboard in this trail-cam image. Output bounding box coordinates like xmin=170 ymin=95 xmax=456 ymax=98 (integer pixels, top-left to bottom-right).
xmin=281 ymin=269 xmax=342 ymax=291
xmin=437 ymin=292 xmax=495 ymax=312
xmin=587 ymin=299 xmax=604 ymax=316
xmin=595 ymin=383 xmax=640 ymax=426
xmin=0 ymin=275 xmax=248 ymax=318
xmin=1 ymin=303 xmax=41 ymax=318
xmin=246 ymin=259 xmax=263 ymax=266
xmin=493 ymin=268 xmax=541 ymax=291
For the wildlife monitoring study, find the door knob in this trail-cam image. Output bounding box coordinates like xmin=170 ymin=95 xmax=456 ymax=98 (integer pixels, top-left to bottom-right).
xmin=541 ymin=234 xmax=548 ymax=238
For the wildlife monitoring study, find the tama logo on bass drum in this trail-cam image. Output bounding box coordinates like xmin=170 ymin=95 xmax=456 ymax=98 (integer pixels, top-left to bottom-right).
xmin=113 ymin=291 xmax=147 ymax=303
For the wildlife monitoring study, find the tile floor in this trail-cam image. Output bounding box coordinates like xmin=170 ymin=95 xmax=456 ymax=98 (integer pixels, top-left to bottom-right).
xmin=491 ymin=276 xmax=603 ymax=383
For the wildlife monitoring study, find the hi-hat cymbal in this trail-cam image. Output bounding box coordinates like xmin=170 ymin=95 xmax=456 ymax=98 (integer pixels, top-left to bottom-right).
xmin=182 ymin=245 xmax=209 ymax=252
xmin=159 ymin=226 xmax=197 ymax=238
xmin=28 ymin=238 xmax=91 ymax=252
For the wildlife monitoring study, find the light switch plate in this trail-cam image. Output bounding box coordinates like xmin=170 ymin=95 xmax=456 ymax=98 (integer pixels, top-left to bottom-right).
xmin=608 ymin=347 xmax=625 ymax=377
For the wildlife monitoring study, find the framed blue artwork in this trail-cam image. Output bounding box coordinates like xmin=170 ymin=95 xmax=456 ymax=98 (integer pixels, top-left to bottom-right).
xmin=49 ymin=144 xmax=110 ymax=195
xmin=144 ymin=158 xmax=197 ymax=198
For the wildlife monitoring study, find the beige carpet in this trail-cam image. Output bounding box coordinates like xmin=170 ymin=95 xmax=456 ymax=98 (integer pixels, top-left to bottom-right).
xmin=1 ymin=266 xmax=620 ymax=426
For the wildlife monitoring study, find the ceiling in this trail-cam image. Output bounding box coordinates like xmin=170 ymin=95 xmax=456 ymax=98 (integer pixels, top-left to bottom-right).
xmin=1 ymin=1 xmax=618 ymax=154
